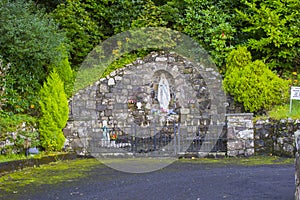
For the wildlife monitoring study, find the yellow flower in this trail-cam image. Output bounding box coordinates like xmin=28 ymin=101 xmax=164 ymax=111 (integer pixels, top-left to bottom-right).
xmin=30 ymin=104 xmax=35 ymax=109
xmin=112 ymin=49 xmax=119 ymax=56
xmin=294 ymin=80 xmax=298 ymax=83
xmin=117 ymin=41 xmax=122 ymax=47
xmin=292 ymin=72 xmax=297 ymax=76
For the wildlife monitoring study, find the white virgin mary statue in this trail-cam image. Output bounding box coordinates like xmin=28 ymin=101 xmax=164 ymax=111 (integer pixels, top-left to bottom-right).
xmin=157 ymin=74 xmax=170 ymax=111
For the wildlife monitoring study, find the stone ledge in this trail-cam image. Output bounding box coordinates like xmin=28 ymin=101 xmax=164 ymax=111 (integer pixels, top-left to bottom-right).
xmin=0 ymin=153 xmax=80 ymax=176
xmin=225 ymin=113 xmax=254 ymax=117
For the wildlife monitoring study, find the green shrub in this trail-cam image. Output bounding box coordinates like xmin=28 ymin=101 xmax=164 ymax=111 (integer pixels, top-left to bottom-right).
xmin=38 ymin=70 xmax=69 ymax=151
xmin=225 ymin=46 xmax=252 ymax=73
xmin=0 ymin=0 xmax=68 ymax=114
xmin=50 ymin=45 xmax=74 ymax=97
xmin=223 ymin=47 xmax=290 ymax=112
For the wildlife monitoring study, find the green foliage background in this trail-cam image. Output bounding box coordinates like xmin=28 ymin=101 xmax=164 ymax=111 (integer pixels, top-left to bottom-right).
xmin=236 ymin=0 xmax=300 ymax=72
xmin=0 ymin=0 xmax=68 ymax=114
xmin=0 ymin=0 xmax=299 ymax=154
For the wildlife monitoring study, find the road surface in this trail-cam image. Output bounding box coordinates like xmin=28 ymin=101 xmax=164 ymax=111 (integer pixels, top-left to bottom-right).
xmin=1 ymin=161 xmax=294 ymax=200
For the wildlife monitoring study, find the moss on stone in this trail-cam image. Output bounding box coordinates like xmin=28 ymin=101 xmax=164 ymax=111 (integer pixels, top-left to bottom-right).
xmin=0 ymin=158 xmax=102 ymax=195
xmin=178 ymin=156 xmax=294 ymax=166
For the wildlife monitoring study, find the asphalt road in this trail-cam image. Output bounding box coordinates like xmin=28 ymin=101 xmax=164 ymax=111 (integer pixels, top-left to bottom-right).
xmin=1 ymin=162 xmax=295 ymax=200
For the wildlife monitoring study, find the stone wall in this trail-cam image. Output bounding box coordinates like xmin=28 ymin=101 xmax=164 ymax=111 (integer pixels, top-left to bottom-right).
xmin=0 ymin=122 xmax=37 ymax=155
xmin=226 ymin=116 xmax=300 ymax=157
xmin=226 ymin=113 xmax=254 ymax=157
xmin=254 ymin=118 xmax=300 ymax=157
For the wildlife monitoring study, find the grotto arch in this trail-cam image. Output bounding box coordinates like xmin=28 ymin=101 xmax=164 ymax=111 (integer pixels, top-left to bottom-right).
xmin=63 ymin=51 xmax=226 ymax=156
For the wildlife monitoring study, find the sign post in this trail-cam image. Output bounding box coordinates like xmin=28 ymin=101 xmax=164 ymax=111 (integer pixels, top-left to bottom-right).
xmin=290 ymin=86 xmax=300 ymax=112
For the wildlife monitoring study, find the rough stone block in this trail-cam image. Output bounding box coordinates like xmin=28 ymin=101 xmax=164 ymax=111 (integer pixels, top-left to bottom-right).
xmin=115 ymin=76 xmax=122 ymax=81
xmin=245 ymin=140 xmax=254 ymax=148
xmin=63 ymin=128 xmax=72 ymax=137
xmin=237 ymin=130 xmax=254 ymax=140
xmin=237 ymin=150 xmax=245 ymax=155
xmin=227 ymin=127 xmax=236 ymax=140
xmin=295 ymin=130 xmax=300 ymax=150
xmin=105 ymin=109 xmax=112 ymax=116
xmin=155 ymin=56 xmax=168 ymax=62
xmin=227 ymin=140 xmax=243 ymax=151
xmin=108 ymin=78 xmax=115 ymax=86
xmin=96 ymin=105 xmax=107 ymax=112
xmin=86 ymin=100 xmax=96 ymax=109
xmin=181 ymin=108 xmax=190 ymax=115
xmin=227 ymin=150 xmax=238 ymax=157
xmin=71 ymin=139 xmax=83 ymax=149
xmin=245 ymin=148 xmax=254 ymax=156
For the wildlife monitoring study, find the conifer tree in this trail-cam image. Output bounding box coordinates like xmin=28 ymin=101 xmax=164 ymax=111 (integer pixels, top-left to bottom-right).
xmin=38 ymin=70 xmax=69 ymax=151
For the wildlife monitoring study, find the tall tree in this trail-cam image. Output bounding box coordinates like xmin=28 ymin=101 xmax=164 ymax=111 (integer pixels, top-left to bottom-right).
xmin=38 ymin=70 xmax=68 ymax=151
xmin=105 ymin=0 xmax=145 ymax=34
xmin=237 ymin=0 xmax=300 ymax=72
xmin=52 ymin=0 xmax=112 ymax=67
xmin=0 ymin=0 xmax=68 ymax=114
xmin=181 ymin=0 xmax=237 ymax=71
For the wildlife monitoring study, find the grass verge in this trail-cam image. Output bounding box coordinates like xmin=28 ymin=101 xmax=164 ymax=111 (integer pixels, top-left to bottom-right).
xmin=0 ymin=158 xmax=102 ymax=195
xmin=0 ymin=152 xmax=69 ymax=163
xmin=178 ymin=155 xmax=294 ymax=165
xmin=267 ymin=100 xmax=300 ymax=120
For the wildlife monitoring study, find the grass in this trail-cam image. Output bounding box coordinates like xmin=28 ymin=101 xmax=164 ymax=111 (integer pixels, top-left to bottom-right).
xmin=0 ymin=151 xmax=69 ymax=163
xmin=266 ymin=100 xmax=300 ymax=120
xmin=0 ymin=154 xmax=28 ymax=163
xmin=178 ymin=155 xmax=294 ymax=166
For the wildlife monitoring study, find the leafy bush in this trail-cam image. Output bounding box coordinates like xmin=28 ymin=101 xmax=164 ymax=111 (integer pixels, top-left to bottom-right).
xmin=223 ymin=47 xmax=290 ymax=112
xmin=0 ymin=0 xmax=68 ymax=114
xmin=225 ymin=46 xmax=252 ymax=73
xmin=38 ymin=70 xmax=69 ymax=151
xmin=0 ymin=59 xmax=10 ymax=111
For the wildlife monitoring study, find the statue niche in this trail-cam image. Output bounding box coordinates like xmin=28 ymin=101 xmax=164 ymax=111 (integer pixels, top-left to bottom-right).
xmin=150 ymin=70 xmax=180 ymax=125
xmin=127 ymin=70 xmax=179 ymax=127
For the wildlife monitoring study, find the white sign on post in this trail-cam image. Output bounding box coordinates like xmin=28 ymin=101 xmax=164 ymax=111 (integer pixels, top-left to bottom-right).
xmin=291 ymin=87 xmax=300 ymax=100
xmin=290 ymin=86 xmax=300 ymax=112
